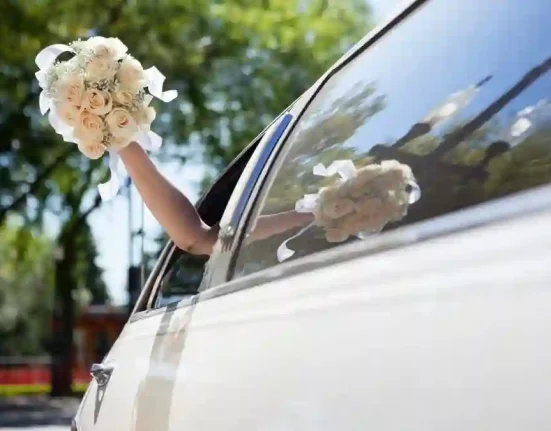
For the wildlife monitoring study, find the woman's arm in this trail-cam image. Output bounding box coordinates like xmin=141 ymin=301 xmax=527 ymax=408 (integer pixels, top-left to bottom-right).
xmin=250 ymin=210 xmax=313 ymax=241
xmin=119 ymin=142 xmax=216 ymax=255
xmin=119 ymin=142 xmax=312 ymax=255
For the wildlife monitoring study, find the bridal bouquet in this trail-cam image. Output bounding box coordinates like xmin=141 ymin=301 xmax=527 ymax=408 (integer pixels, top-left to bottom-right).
xmin=35 ymin=36 xmax=177 ymax=200
xmin=277 ymin=159 xmax=421 ymax=262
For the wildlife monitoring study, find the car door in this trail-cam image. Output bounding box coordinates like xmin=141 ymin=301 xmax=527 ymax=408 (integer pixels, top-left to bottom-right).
xmin=74 ymin=242 xmax=182 ymax=431
xmin=73 ymin=90 xmax=312 ymax=430
xmin=163 ymin=0 xmax=551 ymax=430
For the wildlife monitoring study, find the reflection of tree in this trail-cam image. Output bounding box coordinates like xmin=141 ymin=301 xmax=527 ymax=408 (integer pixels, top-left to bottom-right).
xmin=238 ymin=54 xmax=551 ymax=276
xmin=262 ymin=82 xmax=386 ymax=214
xmin=157 ymin=253 xmax=207 ymax=305
xmin=430 ymin=56 xmax=551 ymax=159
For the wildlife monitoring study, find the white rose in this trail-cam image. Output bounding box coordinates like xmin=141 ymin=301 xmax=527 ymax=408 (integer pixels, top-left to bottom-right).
xmin=325 ymin=228 xmax=349 ymax=243
xmin=319 ymin=186 xmax=340 ymax=204
xmin=133 ymin=106 xmax=156 ymax=129
xmin=321 ymin=197 xmax=355 ymax=220
xmin=86 ymin=36 xmax=128 ymax=60
xmin=354 ymin=196 xmax=384 ymax=215
xmin=86 ymin=55 xmax=117 ymax=81
xmin=56 ymin=103 xmax=81 ymax=127
xmin=339 ymin=212 xmax=386 ymax=236
xmin=110 ymin=135 xmax=131 ymax=151
xmin=313 ymin=206 xmax=334 ymax=228
xmin=55 ymin=74 xmax=84 ymax=107
xmin=112 ymin=89 xmax=134 ymax=107
xmin=373 ymin=170 xmax=405 ymax=191
xmin=106 ymin=108 xmax=137 ymax=139
xmin=117 ymin=56 xmax=147 ymax=91
xmin=74 ymin=111 xmax=105 ymax=143
xmin=81 ymin=89 xmax=113 ymax=116
xmin=78 ymin=141 xmax=106 ymax=160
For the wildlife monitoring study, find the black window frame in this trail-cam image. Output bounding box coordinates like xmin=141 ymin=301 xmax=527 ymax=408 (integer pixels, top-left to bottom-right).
xmin=128 ymin=103 xmax=299 ymax=321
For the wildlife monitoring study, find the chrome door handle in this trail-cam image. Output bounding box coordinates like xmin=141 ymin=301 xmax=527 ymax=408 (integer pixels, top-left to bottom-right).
xmin=90 ymin=363 xmax=114 ymax=386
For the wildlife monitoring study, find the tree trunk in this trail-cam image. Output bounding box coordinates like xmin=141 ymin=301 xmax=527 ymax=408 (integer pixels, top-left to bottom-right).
xmin=50 ymin=239 xmax=76 ymax=397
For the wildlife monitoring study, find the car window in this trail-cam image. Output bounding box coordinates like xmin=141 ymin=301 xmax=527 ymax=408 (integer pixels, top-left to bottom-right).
xmin=154 ymin=252 xmax=208 ymax=308
xmin=231 ymin=0 xmax=551 ymax=279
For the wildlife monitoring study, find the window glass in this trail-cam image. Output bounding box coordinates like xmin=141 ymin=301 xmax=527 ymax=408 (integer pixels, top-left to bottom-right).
xmin=154 ymin=253 xmax=207 ymax=308
xmin=232 ymin=0 xmax=551 ymax=278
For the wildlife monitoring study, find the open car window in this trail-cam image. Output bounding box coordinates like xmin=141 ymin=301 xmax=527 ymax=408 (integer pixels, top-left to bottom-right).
xmin=154 ymin=252 xmax=208 ymax=308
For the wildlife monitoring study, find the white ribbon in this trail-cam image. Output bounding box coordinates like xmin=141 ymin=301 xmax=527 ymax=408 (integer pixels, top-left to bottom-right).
xmin=295 ymin=193 xmax=319 ymax=213
xmin=35 ymin=44 xmax=74 ymax=115
xmin=144 ymin=66 xmax=178 ymax=102
xmin=98 ymin=130 xmax=164 ymax=201
xmin=39 ymin=91 xmax=52 ymax=115
xmin=98 ymin=151 xmax=122 ymax=201
xmin=276 ymin=222 xmax=314 ymax=262
xmin=312 ymin=159 xmax=356 ymax=180
xmin=35 ymin=44 xmax=73 ymax=70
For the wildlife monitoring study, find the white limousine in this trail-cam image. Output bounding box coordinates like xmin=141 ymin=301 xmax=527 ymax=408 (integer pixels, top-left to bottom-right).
xmin=74 ymin=0 xmax=551 ymax=430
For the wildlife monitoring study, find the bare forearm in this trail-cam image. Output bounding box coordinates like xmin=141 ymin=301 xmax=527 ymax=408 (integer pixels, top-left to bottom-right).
xmin=251 ymin=211 xmax=313 ymax=241
xmin=119 ymin=142 xmax=214 ymax=255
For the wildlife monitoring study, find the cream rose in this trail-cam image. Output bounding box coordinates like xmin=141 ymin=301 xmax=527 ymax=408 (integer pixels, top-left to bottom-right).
xmin=319 ymin=186 xmax=340 ymax=205
xmin=78 ymin=141 xmax=106 ymax=160
xmin=321 ymin=197 xmax=355 ymax=219
xmin=86 ymin=55 xmax=117 ymax=81
xmin=56 ymin=103 xmax=81 ymax=127
xmin=373 ymin=170 xmax=404 ymax=191
xmin=313 ymin=206 xmax=335 ymax=228
xmin=133 ymin=106 xmax=156 ymax=128
xmin=86 ymin=36 xmax=128 ymax=60
xmin=81 ymin=89 xmax=113 ymax=116
xmin=325 ymin=228 xmax=349 ymax=243
xmin=354 ymin=196 xmax=384 ymax=215
xmin=113 ymin=89 xmax=134 ymax=107
xmin=110 ymin=135 xmax=131 ymax=151
xmin=340 ymin=212 xmax=386 ymax=236
xmin=106 ymin=108 xmax=137 ymax=138
xmin=117 ymin=56 xmax=147 ymax=91
xmin=74 ymin=111 xmax=104 ymax=143
xmin=55 ymin=74 xmax=84 ymax=107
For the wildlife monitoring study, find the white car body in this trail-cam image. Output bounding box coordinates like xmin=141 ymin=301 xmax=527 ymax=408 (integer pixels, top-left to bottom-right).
xmin=74 ymin=0 xmax=551 ymax=429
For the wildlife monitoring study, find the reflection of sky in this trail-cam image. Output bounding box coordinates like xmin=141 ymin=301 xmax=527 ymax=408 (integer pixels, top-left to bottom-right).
xmin=309 ymin=0 xmax=551 ymax=153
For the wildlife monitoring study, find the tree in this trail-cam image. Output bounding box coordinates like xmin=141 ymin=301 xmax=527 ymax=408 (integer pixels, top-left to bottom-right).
xmin=0 ymin=225 xmax=54 ymax=356
xmin=0 ymin=0 xmax=374 ymax=395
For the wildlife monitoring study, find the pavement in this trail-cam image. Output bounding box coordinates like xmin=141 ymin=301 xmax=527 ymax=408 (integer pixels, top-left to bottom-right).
xmin=0 ymin=396 xmax=80 ymax=430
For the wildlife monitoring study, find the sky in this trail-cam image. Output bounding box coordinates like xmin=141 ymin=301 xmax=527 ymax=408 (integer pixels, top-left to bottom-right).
xmin=87 ymin=0 xmax=416 ymax=305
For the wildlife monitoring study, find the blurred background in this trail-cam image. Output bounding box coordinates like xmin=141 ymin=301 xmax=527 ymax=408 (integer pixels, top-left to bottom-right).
xmin=0 ymin=0 xmax=397 ymax=427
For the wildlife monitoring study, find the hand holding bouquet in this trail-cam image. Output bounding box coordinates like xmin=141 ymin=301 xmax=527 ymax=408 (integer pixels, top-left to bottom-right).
xmin=35 ymin=36 xmax=177 ymax=200
xmin=306 ymin=159 xmax=420 ymax=243
xmin=277 ymin=159 xmax=420 ymax=262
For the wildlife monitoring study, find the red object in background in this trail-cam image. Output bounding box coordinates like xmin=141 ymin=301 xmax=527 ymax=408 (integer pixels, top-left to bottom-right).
xmin=0 ymin=365 xmax=90 ymax=386
xmin=0 ymin=306 xmax=126 ymax=391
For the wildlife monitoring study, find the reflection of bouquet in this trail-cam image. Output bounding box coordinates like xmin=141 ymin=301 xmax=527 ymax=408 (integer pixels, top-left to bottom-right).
xmin=296 ymin=159 xmax=420 ymax=243
xmin=35 ymin=36 xmax=177 ymax=199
